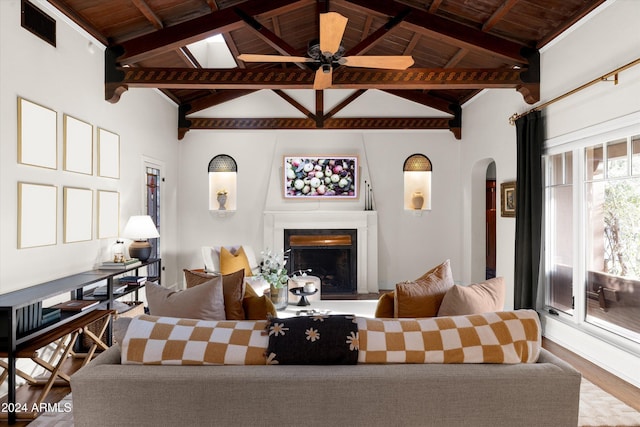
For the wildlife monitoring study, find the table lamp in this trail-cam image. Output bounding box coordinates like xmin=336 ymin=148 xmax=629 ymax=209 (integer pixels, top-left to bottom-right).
xmin=122 ymin=215 xmax=159 ymax=261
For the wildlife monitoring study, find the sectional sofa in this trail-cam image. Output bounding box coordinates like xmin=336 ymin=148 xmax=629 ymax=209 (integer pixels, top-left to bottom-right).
xmin=71 ymin=312 xmax=582 ymax=427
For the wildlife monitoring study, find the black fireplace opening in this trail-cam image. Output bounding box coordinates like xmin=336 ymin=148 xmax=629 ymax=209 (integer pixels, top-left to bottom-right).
xmin=284 ymin=229 xmax=357 ymax=296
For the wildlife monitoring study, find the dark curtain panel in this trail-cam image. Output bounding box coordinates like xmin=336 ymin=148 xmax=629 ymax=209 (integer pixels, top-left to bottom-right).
xmin=514 ymin=111 xmax=544 ymax=310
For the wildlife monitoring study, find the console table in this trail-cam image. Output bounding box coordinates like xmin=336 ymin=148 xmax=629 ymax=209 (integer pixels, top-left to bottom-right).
xmin=0 ymin=258 xmax=160 ymax=424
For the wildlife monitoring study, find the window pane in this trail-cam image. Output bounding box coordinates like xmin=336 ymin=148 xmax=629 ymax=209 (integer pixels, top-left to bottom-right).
xmin=585 ymin=177 xmax=640 ymax=341
xmin=548 ymin=154 xmax=564 ymax=185
xmin=633 ymin=135 xmax=640 ymax=176
xmin=607 ymin=139 xmax=628 ymax=178
xmin=586 ymin=145 xmax=604 ymax=181
xmin=547 ymin=185 xmax=573 ymax=314
xmin=565 ymin=152 xmax=573 ymax=184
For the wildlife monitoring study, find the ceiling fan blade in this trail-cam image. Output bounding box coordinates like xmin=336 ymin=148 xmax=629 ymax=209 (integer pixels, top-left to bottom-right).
xmin=313 ymin=67 xmax=333 ymax=90
xmin=238 ymin=54 xmax=314 ymax=63
xmin=320 ymin=12 xmax=348 ymax=55
xmin=340 ymin=56 xmax=415 ymax=70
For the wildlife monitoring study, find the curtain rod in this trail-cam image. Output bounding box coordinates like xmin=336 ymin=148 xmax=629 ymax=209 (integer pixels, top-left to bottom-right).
xmin=508 ymin=57 xmax=640 ymax=125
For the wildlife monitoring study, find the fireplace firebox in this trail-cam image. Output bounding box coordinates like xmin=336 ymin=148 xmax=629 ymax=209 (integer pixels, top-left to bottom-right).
xmin=284 ymin=229 xmax=357 ymax=296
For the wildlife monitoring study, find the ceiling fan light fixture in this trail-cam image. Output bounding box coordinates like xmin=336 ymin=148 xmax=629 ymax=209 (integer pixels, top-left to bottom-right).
xmin=321 ymin=63 xmax=332 ymax=73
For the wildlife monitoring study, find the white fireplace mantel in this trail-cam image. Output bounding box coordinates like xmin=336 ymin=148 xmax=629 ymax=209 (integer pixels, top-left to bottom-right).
xmin=263 ymin=211 xmax=378 ymax=294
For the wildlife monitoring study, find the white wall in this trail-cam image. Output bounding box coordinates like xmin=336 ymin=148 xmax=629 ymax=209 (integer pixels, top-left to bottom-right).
xmin=177 ymin=126 xmax=463 ymax=289
xmin=0 ymin=0 xmax=180 ymax=294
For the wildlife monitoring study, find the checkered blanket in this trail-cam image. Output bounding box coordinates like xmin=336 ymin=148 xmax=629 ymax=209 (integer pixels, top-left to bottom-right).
xmin=121 ymin=315 xmax=268 ymax=365
xmin=356 ymin=310 xmax=541 ymax=364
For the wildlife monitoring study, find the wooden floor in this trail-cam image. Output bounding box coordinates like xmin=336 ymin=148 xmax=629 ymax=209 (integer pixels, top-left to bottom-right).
xmin=542 ymin=338 xmax=640 ymax=412
xmin=1 ymin=339 xmax=639 ymax=425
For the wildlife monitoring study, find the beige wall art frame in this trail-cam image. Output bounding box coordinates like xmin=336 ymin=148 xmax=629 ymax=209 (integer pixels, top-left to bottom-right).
xmin=18 ymin=182 xmax=57 ymax=249
xmin=98 ymin=128 xmax=120 ymax=179
xmin=97 ymin=190 xmax=119 ymax=238
xmin=18 ymin=97 xmax=57 ymax=169
xmin=64 ymin=187 xmax=93 ymax=243
xmin=63 ymin=114 xmax=93 ymax=175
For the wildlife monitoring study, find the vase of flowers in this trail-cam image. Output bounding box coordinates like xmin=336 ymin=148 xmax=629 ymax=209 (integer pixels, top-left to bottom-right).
xmin=257 ymin=249 xmax=290 ymax=310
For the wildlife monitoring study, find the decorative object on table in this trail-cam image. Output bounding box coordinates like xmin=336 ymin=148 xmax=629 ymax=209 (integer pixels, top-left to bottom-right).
xmin=122 ymin=215 xmax=159 ymax=261
xmin=363 ymin=179 xmax=374 ymax=210
xmin=208 ymin=154 xmax=237 ymax=211
xmin=216 ymin=189 xmax=227 ymax=210
xmin=111 ymin=239 xmax=125 ymax=262
xmin=257 ymin=248 xmax=290 ymax=310
xmin=289 ymin=287 xmax=318 ymax=306
xmin=100 ymin=258 xmax=141 ymax=269
xmin=500 ymin=181 xmax=516 ymax=217
xmin=411 ymin=191 xmax=425 ymax=210
xmin=283 ymin=156 xmax=358 ymax=198
xmin=403 ymin=153 xmax=432 ymax=211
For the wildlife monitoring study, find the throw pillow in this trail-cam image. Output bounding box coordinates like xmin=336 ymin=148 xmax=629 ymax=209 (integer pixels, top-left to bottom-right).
xmin=374 ymin=291 xmax=395 ymax=318
xmin=437 ymin=277 xmax=505 ymax=316
xmin=266 ymin=315 xmax=359 ymax=365
xmin=356 ymin=310 xmax=541 ymax=364
xmin=146 ymin=280 xmax=226 ymax=320
xmin=394 ymin=259 xmax=454 ymax=318
xmin=243 ymin=283 xmax=277 ymax=320
xmin=183 ymin=268 xmax=214 ymax=288
xmin=219 ymin=246 xmax=253 ymax=277
xmin=183 ymin=269 xmax=246 ymax=320
xmin=121 ymin=315 xmax=268 ymax=365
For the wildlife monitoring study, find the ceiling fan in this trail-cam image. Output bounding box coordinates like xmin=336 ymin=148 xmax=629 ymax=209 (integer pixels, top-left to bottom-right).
xmin=237 ymin=12 xmax=414 ymax=90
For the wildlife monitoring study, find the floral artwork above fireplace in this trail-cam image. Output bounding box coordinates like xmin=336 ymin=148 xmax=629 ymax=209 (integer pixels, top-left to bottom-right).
xmin=283 ymin=156 xmax=357 ymax=198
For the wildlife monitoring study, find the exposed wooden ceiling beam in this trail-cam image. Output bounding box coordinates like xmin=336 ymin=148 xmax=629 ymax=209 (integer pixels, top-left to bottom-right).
xmin=273 ymin=90 xmax=317 ymax=120
xmin=482 ymin=0 xmax=517 ymax=32
xmin=344 ymin=0 xmax=530 ymax=63
xmin=184 ymin=90 xmax=257 ymax=114
xmin=131 ymin=0 xmax=164 ymax=30
xmin=345 ymin=8 xmax=411 ymax=56
xmin=185 ymin=116 xmax=452 ymax=131
xmin=324 ymin=90 xmax=366 ymax=119
xmin=236 ymin=8 xmax=308 ymax=69
xmin=108 ymin=66 xmax=529 ymax=91
xmin=115 ymin=0 xmax=307 ymax=63
xmin=382 ymin=90 xmax=455 ymax=114
xmin=428 ymin=0 xmax=444 ymax=14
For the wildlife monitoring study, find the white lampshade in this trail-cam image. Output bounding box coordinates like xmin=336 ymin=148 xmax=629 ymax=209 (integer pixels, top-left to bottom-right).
xmin=122 ymin=215 xmax=159 ymax=240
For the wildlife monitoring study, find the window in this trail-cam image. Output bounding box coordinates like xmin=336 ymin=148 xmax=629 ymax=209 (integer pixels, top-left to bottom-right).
xmin=546 ymin=152 xmax=574 ymax=314
xmin=545 ymin=128 xmax=640 ymax=344
xmin=146 ymin=166 xmax=161 ymax=277
xmin=585 ymin=137 xmax=640 ymax=341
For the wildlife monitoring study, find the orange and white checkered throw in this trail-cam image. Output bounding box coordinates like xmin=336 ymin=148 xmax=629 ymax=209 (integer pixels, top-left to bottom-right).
xmin=355 ymin=310 xmax=540 ymax=364
xmin=121 ymin=315 xmax=268 ymax=365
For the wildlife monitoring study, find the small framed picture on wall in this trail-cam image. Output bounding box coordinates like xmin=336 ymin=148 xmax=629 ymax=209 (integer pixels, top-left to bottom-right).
xmin=500 ymin=181 xmax=516 ymax=218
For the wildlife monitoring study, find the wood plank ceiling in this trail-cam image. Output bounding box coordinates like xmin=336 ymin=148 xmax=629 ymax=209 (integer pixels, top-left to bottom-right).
xmin=45 ymin=0 xmax=606 ymax=139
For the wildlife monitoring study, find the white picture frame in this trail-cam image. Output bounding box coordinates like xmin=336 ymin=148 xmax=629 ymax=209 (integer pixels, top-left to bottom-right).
xmin=64 ymin=187 xmax=93 ymax=243
xmin=98 ymin=128 xmax=120 ymax=179
xmin=63 ymin=114 xmax=93 ymax=175
xmin=18 ymin=182 xmax=57 ymax=248
xmin=17 ymin=97 xmax=57 ymax=169
xmin=97 ymin=190 xmax=119 ymax=238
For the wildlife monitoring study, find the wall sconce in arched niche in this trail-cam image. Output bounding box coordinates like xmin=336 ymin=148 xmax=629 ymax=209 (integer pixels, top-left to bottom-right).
xmin=403 ymin=154 xmax=432 ymax=211
xmin=208 ymin=154 xmax=237 ymax=211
